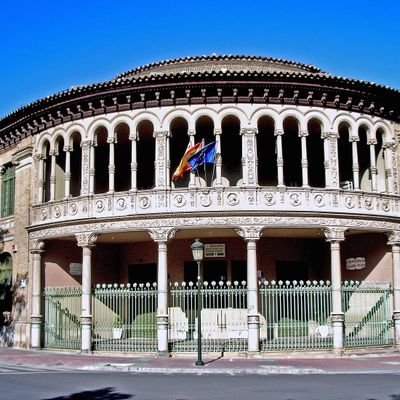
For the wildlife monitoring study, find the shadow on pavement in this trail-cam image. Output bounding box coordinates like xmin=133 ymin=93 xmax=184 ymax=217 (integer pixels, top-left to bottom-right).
xmin=42 ymin=387 xmax=133 ymax=400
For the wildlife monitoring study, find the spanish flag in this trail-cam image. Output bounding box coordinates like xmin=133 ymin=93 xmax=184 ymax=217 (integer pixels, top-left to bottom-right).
xmin=172 ymin=140 xmax=203 ymax=181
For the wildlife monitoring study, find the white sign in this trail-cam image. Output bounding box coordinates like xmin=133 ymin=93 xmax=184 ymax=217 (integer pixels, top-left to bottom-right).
xmin=345 ymin=257 xmax=366 ymax=270
xmin=69 ymin=262 xmax=82 ymax=275
xmin=204 ymin=243 xmax=226 ymax=258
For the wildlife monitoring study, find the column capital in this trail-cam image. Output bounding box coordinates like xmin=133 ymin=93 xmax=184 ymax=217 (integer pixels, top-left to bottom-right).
xmin=188 ymin=129 xmax=196 ymax=137
xmin=153 ymin=130 xmax=169 ymax=139
xmin=298 ymin=130 xmax=308 ymax=138
xmin=149 ymin=228 xmax=176 ymax=242
xmin=274 ymin=129 xmax=284 ymax=136
xmin=76 ymin=232 xmax=98 ymax=248
xmin=325 ymin=131 xmax=339 ymax=139
xmin=63 ymin=145 xmax=73 ymax=152
xmin=235 ymin=226 xmax=263 ymax=241
xmin=214 ymin=128 xmax=222 ymax=136
xmin=349 ymin=135 xmax=360 ymax=142
xmin=323 ymin=227 xmax=346 ymax=242
xmin=30 ymin=239 xmax=46 ymax=254
xmin=80 ymin=139 xmax=92 ymax=149
xmin=367 ymin=138 xmax=378 ymax=145
xmin=387 ymin=231 xmax=400 ymax=246
xmin=129 ymin=132 xmax=138 ymax=141
xmin=240 ymin=128 xmax=258 ymax=136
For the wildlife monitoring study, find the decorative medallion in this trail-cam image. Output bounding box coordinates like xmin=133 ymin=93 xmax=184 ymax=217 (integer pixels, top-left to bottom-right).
xmin=115 ymin=198 xmax=127 ymax=211
xmin=314 ymin=194 xmax=325 ymax=207
xmin=227 ymin=193 xmax=239 ymax=206
xmin=139 ymin=196 xmax=150 ymax=209
xmin=264 ymin=192 xmax=275 ymax=206
xmin=173 ymin=194 xmax=186 ymax=207
xmin=95 ymin=200 xmax=105 ymax=213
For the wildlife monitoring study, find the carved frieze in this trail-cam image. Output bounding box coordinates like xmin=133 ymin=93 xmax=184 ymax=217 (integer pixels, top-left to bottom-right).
xmin=75 ymin=232 xmax=98 ymax=248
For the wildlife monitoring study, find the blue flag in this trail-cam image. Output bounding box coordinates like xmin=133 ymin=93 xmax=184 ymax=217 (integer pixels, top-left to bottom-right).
xmin=188 ymin=141 xmax=216 ymax=171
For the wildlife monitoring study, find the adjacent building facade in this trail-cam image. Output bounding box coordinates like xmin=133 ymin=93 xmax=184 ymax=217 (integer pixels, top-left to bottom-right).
xmin=0 ymin=55 xmax=400 ymax=354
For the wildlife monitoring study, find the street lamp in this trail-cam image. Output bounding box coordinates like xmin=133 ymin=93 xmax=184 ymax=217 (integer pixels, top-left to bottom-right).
xmin=191 ymin=238 xmax=204 ymax=366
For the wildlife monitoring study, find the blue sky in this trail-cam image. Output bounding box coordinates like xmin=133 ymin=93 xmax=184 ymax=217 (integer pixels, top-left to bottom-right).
xmin=1 ymin=0 xmax=399 ymax=118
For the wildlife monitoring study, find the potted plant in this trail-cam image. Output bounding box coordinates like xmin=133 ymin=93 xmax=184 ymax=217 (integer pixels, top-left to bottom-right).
xmin=112 ymin=315 xmax=124 ymax=339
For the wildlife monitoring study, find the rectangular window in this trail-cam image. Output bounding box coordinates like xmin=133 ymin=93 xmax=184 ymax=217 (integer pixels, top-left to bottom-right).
xmin=1 ymin=164 xmax=15 ymax=217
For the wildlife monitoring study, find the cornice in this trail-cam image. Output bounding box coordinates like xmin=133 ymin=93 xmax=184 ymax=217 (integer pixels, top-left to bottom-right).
xmin=1 ymin=59 xmax=400 ymax=153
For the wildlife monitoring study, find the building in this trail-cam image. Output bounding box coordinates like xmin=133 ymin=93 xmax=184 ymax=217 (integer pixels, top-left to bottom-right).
xmin=0 ymin=55 xmax=399 ymax=355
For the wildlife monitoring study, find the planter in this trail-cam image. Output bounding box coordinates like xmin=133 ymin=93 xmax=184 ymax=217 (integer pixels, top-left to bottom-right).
xmin=112 ymin=327 xmax=123 ymax=339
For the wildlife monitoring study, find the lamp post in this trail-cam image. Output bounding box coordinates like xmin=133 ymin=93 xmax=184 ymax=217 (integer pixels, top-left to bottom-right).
xmin=191 ymin=238 xmax=204 ymax=366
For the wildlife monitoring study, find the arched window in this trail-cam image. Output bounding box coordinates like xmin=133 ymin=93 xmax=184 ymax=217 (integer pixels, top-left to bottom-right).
xmin=115 ymin=123 xmax=131 ymax=192
xmin=358 ymin=126 xmax=371 ymax=191
xmin=54 ymin=136 xmax=65 ymax=200
xmin=338 ymin=122 xmax=353 ymax=189
xmin=94 ymin=126 xmax=109 ymax=194
xmin=1 ymin=163 xmax=15 ymax=217
xmin=307 ymin=119 xmax=325 ymax=188
xmin=376 ymin=128 xmax=385 ymax=192
xmin=221 ymin=115 xmax=241 ymax=186
xmin=137 ymin=121 xmax=155 ymax=190
xmin=69 ymin=132 xmax=82 ymax=197
xmin=170 ymin=117 xmax=189 ymax=188
xmin=193 ymin=116 xmax=215 ymax=187
xmin=42 ymin=140 xmax=51 ymax=202
xmin=257 ymin=116 xmax=276 ymax=186
xmin=282 ymin=117 xmax=301 ymax=187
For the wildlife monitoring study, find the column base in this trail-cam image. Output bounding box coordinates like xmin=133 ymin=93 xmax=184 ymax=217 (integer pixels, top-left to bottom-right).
xmin=157 ymin=350 xmax=171 ymax=358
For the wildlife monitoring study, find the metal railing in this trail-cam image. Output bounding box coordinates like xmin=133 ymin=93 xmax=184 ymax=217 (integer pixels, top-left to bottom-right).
xmin=44 ymin=286 xmax=81 ymax=349
xmin=259 ymin=280 xmax=333 ymax=351
xmin=169 ymin=281 xmax=248 ymax=353
xmin=342 ymin=281 xmax=393 ymax=347
xmin=42 ymin=280 xmax=394 ymax=353
xmin=92 ymin=283 xmax=158 ymax=352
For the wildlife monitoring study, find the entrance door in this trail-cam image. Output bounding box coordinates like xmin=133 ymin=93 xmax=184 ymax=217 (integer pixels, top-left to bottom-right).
xmin=276 ymin=261 xmax=308 ymax=282
xmin=203 ymin=260 xmax=227 ymax=283
xmin=128 ymin=263 xmax=157 ymax=284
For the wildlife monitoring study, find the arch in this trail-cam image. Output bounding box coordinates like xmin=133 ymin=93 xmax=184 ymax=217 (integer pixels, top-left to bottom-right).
xmin=374 ymin=121 xmax=393 ymax=144
xmin=65 ymin=124 xmax=85 ymax=145
xmin=279 ymin=108 xmax=306 ymax=131
xmin=217 ymin=106 xmax=248 ymax=127
xmin=282 ymin=116 xmax=302 ymax=186
xmin=87 ymin=117 xmax=111 ymax=142
xmin=307 ymin=117 xmax=325 ymax=188
xmin=304 ymin=110 xmax=330 ymax=133
xmin=257 ymin=114 xmax=276 ymax=186
xmin=132 ymin=111 xmax=161 ymax=133
xmin=136 ymin=119 xmax=155 ymax=189
xmin=162 ymin=108 xmax=193 ymax=131
xmin=36 ymin=134 xmax=53 ymax=156
xmin=114 ymin=122 xmax=131 ymax=192
xmin=249 ymin=106 xmax=280 ymax=127
xmin=192 ymin=108 xmax=219 ymax=130
xmin=331 ymin=113 xmax=356 ymax=135
xmin=170 ymin=117 xmax=190 ymax=188
xmin=110 ymin=115 xmax=134 ymax=139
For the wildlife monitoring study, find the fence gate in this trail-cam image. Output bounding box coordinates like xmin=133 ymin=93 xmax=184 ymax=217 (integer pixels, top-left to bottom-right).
xmin=342 ymin=281 xmax=393 ymax=347
xmin=92 ymin=283 xmax=158 ymax=352
xmin=44 ymin=286 xmax=81 ymax=349
xmin=169 ymin=281 xmax=248 ymax=353
xmin=259 ymin=281 xmax=333 ymax=351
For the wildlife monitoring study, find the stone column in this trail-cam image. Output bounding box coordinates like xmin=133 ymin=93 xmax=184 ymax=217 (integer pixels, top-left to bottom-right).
xmin=214 ymin=128 xmax=222 ymax=187
xmin=149 ymin=228 xmax=176 ymax=356
xmin=80 ymin=140 xmax=91 ymax=196
xmin=325 ymin=132 xmax=340 ymax=189
xmin=64 ymin=145 xmax=72 ymax=198
xmin=241 ymin=128 xmax=258 ymax=187
xmin=35 ymin=154 xmax=45 ymax=203
xmin=188 ymin=130 xmax=197 ymax=188
xmin=388 ymin=232 xmax=400 ymax=346
xmin=76 ymin=232 xmax=98 ymax=353
xmin=383 ymin=141 xmax=395 ymax=194
xmin=89 ymin=141 xmax=96 ymax=195
xmin=108 ymin=137 xmax=115 ymax=193
xmin=324 ymin=227 xmax=346 ymax=352
xmin=275 ymin=129 xmax=284 ymax=188
xmin=166 ymin=131 xmax=171 ymax=188
xmin=367 ymin=138 xmax=378 ymax=192
xmin=30 ymin=239 xmax=45 ymax=349
xmin=154 ymin=131 xmax=168 ymax=189
xmin=236 ymin=226 xmax=262 ymax=354
xmin=299 ymin=130 xmax=309 ymax=188
xmin=130 ymin=132 xmax=137 ymax=191
xmin=49 ymin=150 xmax=57 ymax=201
xmin=350 ymin=136 xmax=360 ymax=190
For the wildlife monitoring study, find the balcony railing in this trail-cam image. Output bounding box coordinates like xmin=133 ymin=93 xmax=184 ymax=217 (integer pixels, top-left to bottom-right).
xmin=31 ymin=187 xmax=400 ymax=226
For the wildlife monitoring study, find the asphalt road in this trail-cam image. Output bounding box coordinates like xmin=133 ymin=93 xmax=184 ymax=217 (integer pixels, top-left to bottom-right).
xmin=0 ymin=369 xmax=399 ymax=400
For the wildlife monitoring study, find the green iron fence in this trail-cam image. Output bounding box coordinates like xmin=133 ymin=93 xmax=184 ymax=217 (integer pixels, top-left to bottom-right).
xmin=42 ymin=280 xmax=394 ymax=353
xmin=259 ymin=280 xmax=333 ymax=351
xmin=169 ymin=281 xmax=248 ymax=353
xmin=342 ymin=281 xmax=393 ymax=347
xmin=44 ymin=286 xmax=81 ymax=349
xmin=92 ymin=283 xmax=158 ymax=352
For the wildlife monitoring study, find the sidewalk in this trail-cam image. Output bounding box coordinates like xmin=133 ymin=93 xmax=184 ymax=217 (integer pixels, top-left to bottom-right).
xmin=0 ymin=347 xmax=400 ymax=375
